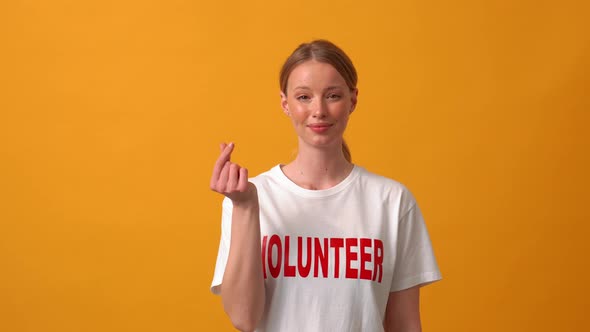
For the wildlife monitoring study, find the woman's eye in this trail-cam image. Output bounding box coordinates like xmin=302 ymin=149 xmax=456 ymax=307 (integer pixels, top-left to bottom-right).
xmin=296 ymin=95 xmax=310 ymax=101
xmin=327 ymin=94 xmax=341 ymax=100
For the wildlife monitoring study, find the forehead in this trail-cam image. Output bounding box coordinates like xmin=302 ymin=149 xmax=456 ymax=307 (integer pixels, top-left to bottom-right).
xmin=287 ymin=60 xmax=347 ymax=89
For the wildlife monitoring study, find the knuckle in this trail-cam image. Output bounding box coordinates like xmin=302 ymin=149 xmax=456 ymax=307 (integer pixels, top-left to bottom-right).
xmin=216 ymin=182 xmax=226 ymax=192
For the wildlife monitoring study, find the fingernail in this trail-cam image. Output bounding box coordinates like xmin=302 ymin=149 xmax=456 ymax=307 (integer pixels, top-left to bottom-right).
xmin=229 ymin=142 xmax=234 ymax=147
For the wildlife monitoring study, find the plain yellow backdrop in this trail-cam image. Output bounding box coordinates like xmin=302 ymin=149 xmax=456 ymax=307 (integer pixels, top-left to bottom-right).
xmin=1 ymin=0 xmax=588 ymax=331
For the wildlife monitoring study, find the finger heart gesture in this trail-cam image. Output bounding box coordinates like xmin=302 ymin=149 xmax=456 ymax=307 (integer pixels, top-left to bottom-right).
xmin=210 ymin=142 xmax=257 ymax=205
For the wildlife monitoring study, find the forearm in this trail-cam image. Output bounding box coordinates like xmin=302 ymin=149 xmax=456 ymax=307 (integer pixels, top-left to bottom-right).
xmin=384 ymin=313 xmax=422 ymax=332
xmin=383 ymin=287 xmax=422 ymax=332
xmin=221 ymin=202 xmax=265 ymax=332
xmin=383 ymin=322 xmax=422 ymax=332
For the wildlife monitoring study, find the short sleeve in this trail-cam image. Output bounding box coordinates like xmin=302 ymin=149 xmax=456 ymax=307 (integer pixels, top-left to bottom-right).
xmin=390 ymin=200 xmax=442 ymax=292
xmin=210 ymin=197 xmax=233 ymax=295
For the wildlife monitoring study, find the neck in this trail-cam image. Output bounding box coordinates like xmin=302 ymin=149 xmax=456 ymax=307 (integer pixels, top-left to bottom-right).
xmin=282 ymin=141 xmax=353 ymax=190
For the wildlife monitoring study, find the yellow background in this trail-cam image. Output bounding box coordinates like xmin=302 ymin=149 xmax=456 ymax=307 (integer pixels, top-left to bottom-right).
xmin=1 ymin=0 xmax=588 ymax=331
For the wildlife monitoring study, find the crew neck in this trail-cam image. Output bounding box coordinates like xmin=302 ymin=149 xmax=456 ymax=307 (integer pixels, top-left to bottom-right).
xmin=269 ymin=164 xmax=361 ymax=198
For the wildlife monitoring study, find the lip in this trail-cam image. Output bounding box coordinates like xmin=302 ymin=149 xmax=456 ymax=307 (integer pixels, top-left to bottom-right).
xmin=307 ymin=123 xmax=332 ymax=128
xmin=307 ymin=123 xmax=332 ymax=133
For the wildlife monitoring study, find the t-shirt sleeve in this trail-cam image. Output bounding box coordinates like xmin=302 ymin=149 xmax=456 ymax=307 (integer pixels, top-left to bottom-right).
xmin=210 ymin=197 xmax=233 ymax=295
xmin=390 ymin=198 xmax=442 ymax=292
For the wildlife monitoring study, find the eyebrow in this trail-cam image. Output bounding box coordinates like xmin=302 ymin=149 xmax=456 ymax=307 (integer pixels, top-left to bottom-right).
xmin=292 ymin=85 xmax=345 ymax=92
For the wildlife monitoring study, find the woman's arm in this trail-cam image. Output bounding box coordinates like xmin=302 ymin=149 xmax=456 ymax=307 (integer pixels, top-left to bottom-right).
xmin=383 ymin=285 xmax=422 ymax=332
xmin=210 ymin=143 xmax=265 ymax=332
xmin=220 ymin=197 xmax=265 ymax=332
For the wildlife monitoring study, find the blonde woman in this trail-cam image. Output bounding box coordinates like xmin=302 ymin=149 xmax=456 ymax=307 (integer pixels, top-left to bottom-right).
xmin=210 ymin=40 xmax=441 ymax=332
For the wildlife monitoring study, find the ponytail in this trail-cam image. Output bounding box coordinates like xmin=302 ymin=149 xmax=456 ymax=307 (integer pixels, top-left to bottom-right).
xmin=342 ymin=140 xmax=352 ymax=163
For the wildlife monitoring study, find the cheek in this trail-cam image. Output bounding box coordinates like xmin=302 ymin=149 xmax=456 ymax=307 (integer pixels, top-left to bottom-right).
xmin=337 ymin=108 xmax=351 ymax=121
xmin=288 ymin=106 xmax=308 ymax=122
xmin=292 ymin=114 xmax=307 ymax=127
xmin=339 ymin=117 xmax=350 ymax=129
xmin=288 ymin=102 xmax=306 ymax=113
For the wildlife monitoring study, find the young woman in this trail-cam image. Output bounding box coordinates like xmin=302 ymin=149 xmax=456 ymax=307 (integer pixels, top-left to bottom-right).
xmin=210 ymin=40 xmax=441 ymax=332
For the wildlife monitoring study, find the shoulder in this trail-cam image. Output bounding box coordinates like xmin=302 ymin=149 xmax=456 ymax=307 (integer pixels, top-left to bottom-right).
xmin=355 ymin=166 xmax=418 ymax=212
xmin=356 ymin=166 xmax=410 ymax=196
xmin=249 ymin=165 xmax=281 ymax=185
xmin=247 ymin=164 xmax=290 ymax=196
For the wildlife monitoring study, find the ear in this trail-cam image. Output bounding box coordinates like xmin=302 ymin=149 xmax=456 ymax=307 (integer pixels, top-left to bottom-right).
xmin=350 ymin=88 xmax=359 ymax=113
xmin=280 ymin=91 xmax=290 ymax=115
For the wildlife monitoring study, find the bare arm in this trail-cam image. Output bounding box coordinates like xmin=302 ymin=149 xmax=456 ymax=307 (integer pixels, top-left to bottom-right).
xmin=210 ymin=143 xmax=265 ymax=332
xmin=383 ymin=285 xmax=422 ymax=332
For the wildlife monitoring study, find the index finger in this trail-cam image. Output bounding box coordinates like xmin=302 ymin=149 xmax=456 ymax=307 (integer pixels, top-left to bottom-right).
xmin=211 ymin=142 xmax=235 ymax=181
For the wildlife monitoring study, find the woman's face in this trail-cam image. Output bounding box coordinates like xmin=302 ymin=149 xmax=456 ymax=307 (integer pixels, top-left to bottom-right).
xmin=281 ymin=60 xmax=357 ymax=150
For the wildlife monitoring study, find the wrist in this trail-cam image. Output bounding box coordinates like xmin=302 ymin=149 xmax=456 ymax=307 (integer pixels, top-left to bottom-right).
xmin=232 ymin=199 xmax=259 ymax=211
xmin=230 ymin=182 xmax=258 ymax=210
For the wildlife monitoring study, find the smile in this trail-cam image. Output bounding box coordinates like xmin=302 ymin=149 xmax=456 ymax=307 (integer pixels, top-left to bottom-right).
xmin=307 ymin=123 xmax=333 ymax=133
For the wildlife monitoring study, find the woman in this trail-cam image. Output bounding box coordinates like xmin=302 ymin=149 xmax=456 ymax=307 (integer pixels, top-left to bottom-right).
xmin=210 ymin=40 xmax=441 ymax=332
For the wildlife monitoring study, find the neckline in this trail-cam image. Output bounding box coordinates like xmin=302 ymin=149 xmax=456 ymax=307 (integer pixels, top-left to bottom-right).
xmin=271 ymin=164 xmax=360 ymax=198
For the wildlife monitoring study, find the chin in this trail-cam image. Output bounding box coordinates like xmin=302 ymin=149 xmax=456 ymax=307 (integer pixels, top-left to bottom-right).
xmin=305 ymin=136 xmax=342 ymax=148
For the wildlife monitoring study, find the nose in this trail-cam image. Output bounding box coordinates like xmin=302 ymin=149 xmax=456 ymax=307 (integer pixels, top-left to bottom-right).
xmin=312 ymin=99 xmax=327 ymax=118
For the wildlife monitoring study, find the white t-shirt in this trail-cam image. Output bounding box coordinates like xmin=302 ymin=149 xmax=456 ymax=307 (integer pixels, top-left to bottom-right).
xmin=211 ymin=165 xmax=441 ymax=332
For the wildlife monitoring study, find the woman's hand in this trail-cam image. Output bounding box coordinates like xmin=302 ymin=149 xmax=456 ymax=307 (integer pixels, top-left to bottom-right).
xmin=210 ymin=142 xmax=258 ymax=208
xmin=211 ymin=143 xmax=264 ymax=331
